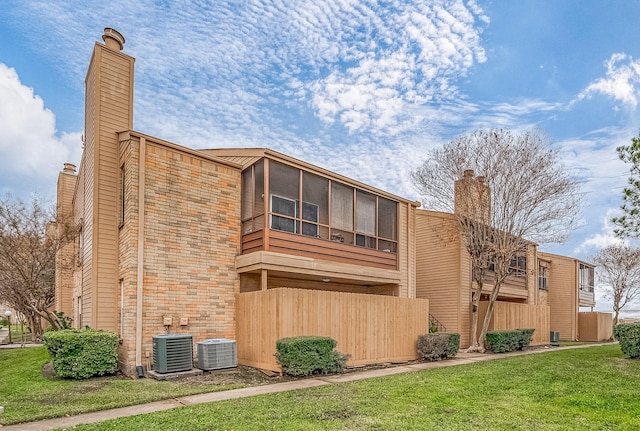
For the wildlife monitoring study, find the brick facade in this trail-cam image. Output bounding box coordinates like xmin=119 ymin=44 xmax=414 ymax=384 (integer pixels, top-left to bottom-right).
xmin=117 ymin=135 xmax=241 ymax=375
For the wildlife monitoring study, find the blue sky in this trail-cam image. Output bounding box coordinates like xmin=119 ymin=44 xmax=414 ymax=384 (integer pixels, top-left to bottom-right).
xmin=2 ymin=1 xmax=640 ymax=311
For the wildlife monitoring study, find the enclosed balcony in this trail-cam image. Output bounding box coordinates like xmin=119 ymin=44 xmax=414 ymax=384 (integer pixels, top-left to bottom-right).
xmin=234 ymin=155 xmax=407 ymax=295
xmin=578 ymin=263 xmax=596 ymax=307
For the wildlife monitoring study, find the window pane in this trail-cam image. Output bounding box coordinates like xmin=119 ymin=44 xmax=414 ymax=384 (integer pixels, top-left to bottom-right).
xmin=378 ymin=240 xmax=397 ymax=253
xmin=241 ymin=168 xmax=252 ymax=220
xmin=302 ymin=222 xmax=318 ymax=237
xmin=302 ymin=201 xmax=318 ymax=222
xmin=302 ymin=172 xmax=328 ymax=225
xmin=356 ymin=190 xmax=376 ymax=235
xmin=254 ymin=159 xmax=264 ymax=215
xmin=269 ymin=160 xmax=299 ymax=203
xmin=378 ymin=197 xmax=397 ymax=240
xmin=356 ymin=234 xmax=376 ymax=249
xmin=271 ymin=195 xmax=296 ymax=217
xmin=331 ymin=182 xmax=353 ymax=231
xmin=271 ymin=215 xmax=298 ymax=233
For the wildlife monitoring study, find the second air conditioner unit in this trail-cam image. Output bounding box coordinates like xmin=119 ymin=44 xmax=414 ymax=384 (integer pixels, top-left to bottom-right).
xmin=197 ymin=338 xmax=237 ymax=370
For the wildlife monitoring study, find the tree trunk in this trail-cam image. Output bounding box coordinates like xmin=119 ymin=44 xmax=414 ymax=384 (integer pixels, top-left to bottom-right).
xmin=465 ymin=283 xmax=485 ymax=353
xmin=477 ymin=275 xmax=504 ymax=351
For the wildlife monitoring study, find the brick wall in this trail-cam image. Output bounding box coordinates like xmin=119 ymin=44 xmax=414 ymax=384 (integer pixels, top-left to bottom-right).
xmin=118 ymin=135 xmax=241 ymax=375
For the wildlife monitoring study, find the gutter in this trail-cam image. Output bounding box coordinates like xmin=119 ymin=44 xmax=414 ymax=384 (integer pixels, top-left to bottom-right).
xmin=135 ymin=136 xmax=146 ymax=376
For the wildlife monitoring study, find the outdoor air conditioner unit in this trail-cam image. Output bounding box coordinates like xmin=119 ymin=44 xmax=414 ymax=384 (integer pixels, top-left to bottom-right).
xmin=197 ymin=338 xmax=237 ymax=370
xmin=550 ymin=331 xmax=560 ymax=346
xmin=152 ymin=334 xmax=193 ymax=373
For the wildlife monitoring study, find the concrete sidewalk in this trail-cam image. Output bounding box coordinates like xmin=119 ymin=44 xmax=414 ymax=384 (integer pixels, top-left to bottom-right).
xmin=0 ymin=343 xmax=614 ymax=431
xmin=0 ymin=327 xmax=40 ymax=349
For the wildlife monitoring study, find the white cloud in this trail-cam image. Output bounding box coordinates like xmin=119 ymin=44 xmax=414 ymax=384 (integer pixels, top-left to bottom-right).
xmin=0 ymin=63 xmax=82 ymax=197
xmin=574 ymin=208 xmax=626 ymax=254
xmin=577 ymin=53 xmax=640 ymax=108
xmin=307 ymin=1 xmax=488 ymax=133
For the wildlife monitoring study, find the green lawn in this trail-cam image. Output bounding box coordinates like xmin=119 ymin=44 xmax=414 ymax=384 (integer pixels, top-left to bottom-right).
xmin=67 ymin=345 xmax=639 ymax=431
xmin=0 ymin=347 xmax=243 ymax=425
xmin=5 ymin=344 xmax=640 ymax=430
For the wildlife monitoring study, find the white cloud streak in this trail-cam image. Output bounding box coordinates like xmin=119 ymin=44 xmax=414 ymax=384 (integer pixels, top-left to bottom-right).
xmin=577 ymin=53 xmax=640 ymax=108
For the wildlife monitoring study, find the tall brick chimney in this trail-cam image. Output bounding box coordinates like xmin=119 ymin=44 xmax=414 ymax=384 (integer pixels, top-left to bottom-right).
xmin=78 ymin=28 xmax=135 ymax=330
xmin=454 ymin=169 xmax=491 ymax=224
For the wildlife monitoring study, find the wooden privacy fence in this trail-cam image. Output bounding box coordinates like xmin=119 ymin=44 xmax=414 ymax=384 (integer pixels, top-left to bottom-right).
xmin=478 ymin=301 xmax=550 ymax=345
xmin=236 ymin=288 xmax=430 ymax=372
xmin=578 ymin=312 xmax=613 ymax=341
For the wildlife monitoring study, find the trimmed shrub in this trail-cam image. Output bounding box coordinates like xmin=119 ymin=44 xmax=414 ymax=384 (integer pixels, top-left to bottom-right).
xmin=446 ymin=332 xmax=461 ymax=357
xmin=416 ymin=333 xmax=460 ymax=361
xmin=43 ymin=329 xmax=118 ymax=379
xmin=613 ymin=323 xmax=640 ymax=358
xmin=275 ymin=336 xmax=349 ymax=376
xmin=516 ymin=328 xmax=535 ymax=349
xmin=486 ymin=328 xmax=535 ymax=353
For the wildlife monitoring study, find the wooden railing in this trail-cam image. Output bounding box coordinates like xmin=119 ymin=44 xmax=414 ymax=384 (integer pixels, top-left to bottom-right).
xmin=241 ymin=229 xmax=398 ymax=270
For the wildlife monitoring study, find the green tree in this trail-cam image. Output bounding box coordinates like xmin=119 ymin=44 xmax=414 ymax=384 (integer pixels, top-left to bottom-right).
xmin=613 ymin=130 xmax=640 ymax=238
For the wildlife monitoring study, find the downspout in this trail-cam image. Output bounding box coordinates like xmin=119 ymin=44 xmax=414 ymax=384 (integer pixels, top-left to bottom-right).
xmin=135 ymin=136 xmax=146 ymax=376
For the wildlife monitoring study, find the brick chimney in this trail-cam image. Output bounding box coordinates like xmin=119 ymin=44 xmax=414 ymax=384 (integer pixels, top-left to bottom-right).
xmin=79 ymin=28 xmax=135 ymax=331
xmin=454 ymin=169 xmax=491 ymax=224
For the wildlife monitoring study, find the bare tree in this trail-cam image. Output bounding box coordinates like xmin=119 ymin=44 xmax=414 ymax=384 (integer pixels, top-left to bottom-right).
xmin=592 ymin=245 xmax=640 ymax=325
xmin=412 ymin=129 xmax=581 ymax=351
xmin=0 ymin=195 xmax=74 ymax=340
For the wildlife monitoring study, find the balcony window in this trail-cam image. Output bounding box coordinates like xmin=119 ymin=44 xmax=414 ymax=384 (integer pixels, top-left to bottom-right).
xmin=331 ymin=182 xmax=354 ymax=231
xmin=538 ymin=265 xmax=548 ymax=290
xmin=241 ymin=159 xmax=265 ymax=234
xmin=270 ymin=195 xmax=298 ymax=233
xmin=488 ymin=252 xmax=527 ymax=278
xmin=242 ymin=158 xmax=398 ymax=253
xmin=509 ymin=255 xmax=527 ymax=278
xmin=579 ymin=263 xmax=594 ymax=293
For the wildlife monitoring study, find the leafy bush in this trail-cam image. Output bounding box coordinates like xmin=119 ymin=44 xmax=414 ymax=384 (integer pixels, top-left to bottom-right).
xmin=613 ymin=323 xmax=640 ymax=358
xmin=416 ymin=333 xmax=460 ymax=361
xmin=429 ymin=320 xmax=439 ymax=334
xmin=486 ymin=328 xmax=535 ymax=353
xmin=42 ymin=329 xmax=118 ymax=379
xmin=275 ymin=336 xmax=349 ymax=376
xmin=0 ymin=318 xmax=7 ymax=327
xmin=446 ymin=333 xmax=461 ymax=357
xmin=516 ymin=328 xmax=535 ymax=349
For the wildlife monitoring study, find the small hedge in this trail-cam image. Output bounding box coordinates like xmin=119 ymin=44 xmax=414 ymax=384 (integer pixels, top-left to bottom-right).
xmin=275 ymin=336 xmax=349 ymax=376
xmin=42 ymin=329 xmax=119 ymax=379
xmin=613 ymin=323 xmax=640 ymax=358
xmin=486 ymin=328 xmax=535 ymax=353
xmin=416 ymin=333 xmax=460 ymax=361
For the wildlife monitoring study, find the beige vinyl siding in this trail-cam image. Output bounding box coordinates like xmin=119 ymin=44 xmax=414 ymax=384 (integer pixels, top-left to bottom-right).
xmin=540 ymin=252 xmax=578 ymax=341
xmin=400 ymin=201 xmax=417 ymax=299
xmin=55 ymin=169 xmax=78 ymax=316
xmin=415 ymin=210 xmax=466 ymax=343
xmin=79 ymin=43 xmax=135 ymax=332
xmin=458 ymin=240 xmax=472 ymax=346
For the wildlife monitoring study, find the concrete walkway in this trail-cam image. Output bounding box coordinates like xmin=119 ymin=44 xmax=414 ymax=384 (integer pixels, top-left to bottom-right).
xmin=0 ymin=327 xmax=40 ymax=349
xmin=0 ymin=342 xmax=614 ymax=431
